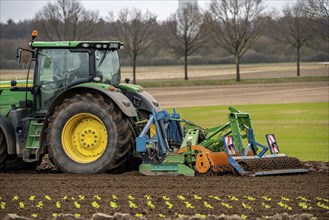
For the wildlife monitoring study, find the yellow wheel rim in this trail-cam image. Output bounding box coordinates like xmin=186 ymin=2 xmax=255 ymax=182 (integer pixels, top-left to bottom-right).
xmin=62 ymin=113 xmax=108 ymax=163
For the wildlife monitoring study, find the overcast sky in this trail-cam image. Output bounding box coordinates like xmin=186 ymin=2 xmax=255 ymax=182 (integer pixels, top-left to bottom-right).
xmin=0 ymin=0 xmax=295 ymax=23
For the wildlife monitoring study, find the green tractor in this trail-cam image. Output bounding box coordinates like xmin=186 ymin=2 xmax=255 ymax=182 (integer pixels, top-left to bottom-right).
xmin=0 ymin=31 xmax=308 ymax=176
xmin=0 ymin=31 xmax=160 ymax=173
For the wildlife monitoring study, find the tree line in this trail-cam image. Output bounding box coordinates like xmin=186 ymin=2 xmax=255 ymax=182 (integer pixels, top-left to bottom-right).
xmin=0 ymin=0 xmax=328 ymax=82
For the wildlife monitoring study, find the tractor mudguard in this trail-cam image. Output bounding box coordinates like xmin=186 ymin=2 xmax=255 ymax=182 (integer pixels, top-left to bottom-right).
xmin=46 ymin=86 xmax=137 ymax=119
xmin=122 ymin=89 xmax=161 ymax=113
xmin=0 ymin=115 xmax=16 ymax=154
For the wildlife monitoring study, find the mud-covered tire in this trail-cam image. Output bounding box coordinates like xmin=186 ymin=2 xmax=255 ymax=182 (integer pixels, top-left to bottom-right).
xmin=47 ymin=93 xmax=134 ymax=173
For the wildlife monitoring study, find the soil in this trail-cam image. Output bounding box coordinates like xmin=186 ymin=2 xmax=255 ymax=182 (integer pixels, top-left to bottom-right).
xmin=1 ymin=81 xmax=328 ymax=220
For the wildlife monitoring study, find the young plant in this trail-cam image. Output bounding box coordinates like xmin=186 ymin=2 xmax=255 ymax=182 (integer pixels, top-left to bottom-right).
xmin=244 ymin=196 xmax=256 ymax=201
xmin=12 ymin=195 xmax=19 ymax=201
xmin=184 ymin=201 xmax=194 ymax=209
xmin=209 ymin=195 xmax=221 ymax=201
xmin=78 ymin=195 xmax=85 ymax=200
xmin=158 ymin=214 xmax=166 ymax=218
xmin=19 ymin=201 xmax=25 ymax=209
xmin=261 ymin=196 xmax=272 ymax=201
xmin=128 ymin=195 xmax=135 ymax=200
xmin=242 ymin=202 xmax=252 ymax=210
xmin=194 ymin=194 xmax=202 ymax=200
xmin=129 ymin=200 xmax=138 ymax=208
xmin=261 ymin=202 xmax=271 ymax=209
xmin=0 ymin=201 xmax=6 ymax=209
xmin=163 ymin=195 xmax=170 ymax=201
xmin=94 ymin=195 xmax=101 ymax=201
xmin=277 ymin=201 xmax=292 ymax=210
xmin=147 ymin=200 xmax=155 ymax=209
xmin=29 ymin=195 xmax=36 ymax=201
xmin=298 ymin=202 xmax=312 ymax=210
xmin=228 ymin=195 xmax=239 ymax=201
xmin=281 ymin=196 xmax=291 ymax=202
xmin=36 ymin=201 xmax=43 ymax=209
xmin=45 ymin=195 xmax=51 ymax=201
xmin=112 ymin=194 xmax=118 ymax=200
xmin=56 ymin=201 xmax=61 ymax=209
xmin=31 ymin=213 xmax=38 ymax=218
xmin=110 ymin=201 xmax=118 ymax=209
xmin=135 ymin=213 xmax=143 ymax=217
xmin=177 ymin=195 xmax=186 ymax=200
xmin=165 ymin=201 xmax=173 ymax=209
xmin=221 ymin=202 xmax=233 ymax=209
xmin=74 ymin=201 xmax=81 ymax=209
xmin=91 ymin=201 xmax=100 ymax=209
xmin=241 ymin=214 xmax=248 ymax=219
xmin=317 ymin=202 xmax=329 ymax=210
xmin=203 ymin=201 xmax=213 ymax=209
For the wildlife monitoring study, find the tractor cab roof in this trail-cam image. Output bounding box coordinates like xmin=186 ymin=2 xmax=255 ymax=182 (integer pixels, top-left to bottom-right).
xmin=30 ymin=41 xmax=124 ymax=50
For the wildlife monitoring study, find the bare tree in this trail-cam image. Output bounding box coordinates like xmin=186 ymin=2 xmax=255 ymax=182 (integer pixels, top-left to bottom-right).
xmin=33 ymin=0 xmax=100 ymax=40
xmin=168 ymin=4 xmax=207 ymax=80
xmin=306 ymin=0 xmax=329 ymax=41
xmin=207 ymin=0 xmax=268 ymax=81
xmin=275 ymin=1 xmax=313 ymax=77
xmin=109 ymin=8 xmax=156 ymax=84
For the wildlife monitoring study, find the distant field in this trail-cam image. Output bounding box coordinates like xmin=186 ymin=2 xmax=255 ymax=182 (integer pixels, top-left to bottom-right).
xmin=175 ymin=102 xmax=328 ymax=162
xmin=0 ymin=62 xmax=327 ymax=81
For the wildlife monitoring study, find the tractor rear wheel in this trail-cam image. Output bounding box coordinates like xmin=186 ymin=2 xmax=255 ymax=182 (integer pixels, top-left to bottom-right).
xmin=47 ymin=93 xmax=134 ymax=173
xmin=0 ymin=129 xmax=7 ymax=170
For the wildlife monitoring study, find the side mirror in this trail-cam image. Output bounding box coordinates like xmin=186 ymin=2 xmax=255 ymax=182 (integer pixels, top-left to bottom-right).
xmin=11 ymin=80 xmax=17 ymax=87
xmin=125 ymin=78 xmax=130 ymax=84
xmin=16 ymin=48 xmax=22 ymax=63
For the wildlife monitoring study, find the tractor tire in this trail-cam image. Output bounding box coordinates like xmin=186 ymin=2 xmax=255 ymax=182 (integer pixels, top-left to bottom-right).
xmin=0 ymin=129 xmax=7 ymax=171
xmin=47 ymin=93 xmax=135 ymax=173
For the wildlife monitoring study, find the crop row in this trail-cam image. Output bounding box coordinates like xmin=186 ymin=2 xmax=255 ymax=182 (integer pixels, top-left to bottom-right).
xmin=1 ymin=194 xmax=328 ymax=219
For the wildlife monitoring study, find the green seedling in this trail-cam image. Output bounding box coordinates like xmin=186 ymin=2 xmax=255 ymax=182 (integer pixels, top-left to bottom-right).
xmin=261 ymin=202 xmax=271 ymax=209
xmin=94 ymin=195 xmax=101 ymax=201
xmin=298 ymin=202 xmax=312 ymax=210
xmin=177 ymin=213 xmax=185 ymax=219
xmin=261 ymin=196 xmax=272 ymax=201
xmin=317 ymin=202 xmax=329 ymax=210
xmin=31 ymin=213 xmax=38 ymax=218
xmin=12 ymin=195 xmax=19 ymax=201
xmin=194 ymin=194 xmax=202 ymax=200
xmin=177 ymin=195 xmax=186 ymax=200
xmin=91 ymin=201 xmax=100 ymax=209
xmin=74 ymin=214 xmax=81 ymax=217
xmin=281 ymin=196 xmax=291 ymax=201
xmin=144 ymin=195 xmax=152 ymax=200
xmin=128 ymin=195 xmax=135 ymax=200
xmin=56 ymin=201 xmax=61 ymax=209
xmin=36 ymin=201 xmax=43 ymax=209
xmin=296 ymin=196 xmax=310 ymax=202
xmin=158 ymin=214 xmax=166 ymax=218
xmin=194 ymin=214 xmax=206 ymax=219
xmin=45 ymin=195 xmax=51 ymax=201
xmin=29 ymin=195 xmax=36 ymax=201
xmin=147 ymin=200 xmax=155 ymax=209
xmin=277 ymin=201 xmax=292 ymax=210
xmin=62 ymin=196 xmax=68 ymax=200
xmin=129 ymin=200 xmax=138 ymax=208
xmin=241 ymin=214 xmax=248 ymax=219
xmin=52 ymin=213 xmax=58 ymax=217
xmin=112 ymin=195 xmax=118 ymax=200
xmin=203 ymin=201 xmax=213 ymax=209
xmin=165 ymin=201 xmax=173 ymax=209
xmin=0 ymin=201 xmax=6 ymax=209
xmin=135 ymin=213 xmax=143 ymax=217
xmin=209 ymin=195 xmax=221 ymax=201
xmin=244 ymin=196 xmax=256 ymax=201
xmin=221 ymin=202 xmax=233 ymax=209
xmin=228 ymin=195 xmax=239 ymax=201
xmin=74 ymin=201 xmax=81 ymax=209
xmin=184 ymin=201 xmax=194 ymax=209
xmin=78 ymin=195 xmax=85 ymax=200
xmin=19 ymin=201 xmax=25 ymax=209
xmin=163 ymin=195 xmax=170 ymax=201
xmin=110 ymin=201 xmax=118 ymax=209
xmin=242 ymin=202 xmax=252 ymax=210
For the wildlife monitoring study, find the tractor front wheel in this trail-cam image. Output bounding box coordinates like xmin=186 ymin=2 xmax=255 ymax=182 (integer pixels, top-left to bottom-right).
xmin=47 ymin=93 xmax=134 ymax=173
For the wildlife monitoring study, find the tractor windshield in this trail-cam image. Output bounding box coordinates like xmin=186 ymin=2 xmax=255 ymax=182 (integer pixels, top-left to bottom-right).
xmin=95 ymin=50 xmax=121 ymax=85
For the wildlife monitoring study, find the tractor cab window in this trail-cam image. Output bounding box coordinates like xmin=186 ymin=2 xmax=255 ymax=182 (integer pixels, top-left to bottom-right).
xmin=36 ymin=49 xmax=89 ymax=111
xmin=95 ymin=50 xmax=121 ymax=85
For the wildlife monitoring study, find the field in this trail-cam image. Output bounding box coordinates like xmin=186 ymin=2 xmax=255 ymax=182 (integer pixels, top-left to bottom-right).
xmin=0 ymin=63 xmax=328 ymax=219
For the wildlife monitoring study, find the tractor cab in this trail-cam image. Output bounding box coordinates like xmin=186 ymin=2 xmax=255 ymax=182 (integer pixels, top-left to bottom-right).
xmin=15 ymin=30 xmax=124 ymax=113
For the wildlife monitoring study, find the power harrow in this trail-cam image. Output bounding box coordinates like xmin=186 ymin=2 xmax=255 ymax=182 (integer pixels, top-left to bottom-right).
xmin=136 ymin=107 xmax=308 ymax=176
